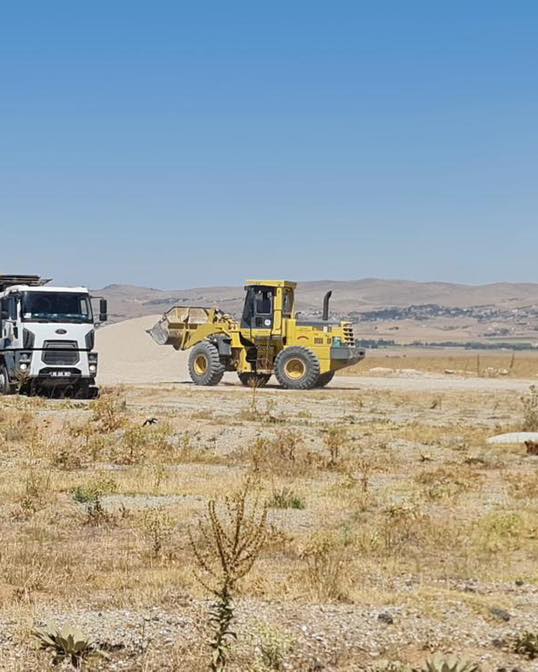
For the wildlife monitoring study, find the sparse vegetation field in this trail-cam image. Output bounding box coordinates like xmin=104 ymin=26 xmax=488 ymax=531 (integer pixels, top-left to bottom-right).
xmin=0 ymin=379 xmax=537 ymax=670
xmin=346 ymin=348 xmax=538 ymax=379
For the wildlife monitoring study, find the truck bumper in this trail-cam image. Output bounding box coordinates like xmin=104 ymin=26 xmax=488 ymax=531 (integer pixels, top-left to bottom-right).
xmin=34 ymin=369 xmax=95 ymax=387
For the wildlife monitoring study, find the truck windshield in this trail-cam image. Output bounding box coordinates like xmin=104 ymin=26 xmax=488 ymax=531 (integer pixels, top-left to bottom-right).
xmin=22 ymin=292 xmax=92 ymax=323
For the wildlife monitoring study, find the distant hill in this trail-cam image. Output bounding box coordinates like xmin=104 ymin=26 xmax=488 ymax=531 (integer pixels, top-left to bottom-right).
xmin=94 ymin=279 xmax=538 ymax=345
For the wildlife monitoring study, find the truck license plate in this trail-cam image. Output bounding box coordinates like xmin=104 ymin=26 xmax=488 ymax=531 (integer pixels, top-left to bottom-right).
xmin=50 ymin=371 xmax=72 ymax=377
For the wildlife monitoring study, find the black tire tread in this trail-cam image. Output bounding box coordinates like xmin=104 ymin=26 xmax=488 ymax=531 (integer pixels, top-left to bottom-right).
xmin=316 ymin=371 xmax=335 ymax=388
xmin=0 ymin=365 xmax=15 ymax=395
xmin=188 ymin=341 xmax=225 ymax=386
xmin=274 ymin=346 xmax=320 ymax=390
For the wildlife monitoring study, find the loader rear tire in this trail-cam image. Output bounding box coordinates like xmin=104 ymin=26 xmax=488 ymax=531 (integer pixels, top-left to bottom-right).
xmin=316 ymin=371 xmax=335 ymax=388
xmin=274 ymin=347 xmax=320 ymax=390
xmin=188 ymin=341 xmax=225 ymax=386
xmin=238 ymin=372 xmax=271 ymax=388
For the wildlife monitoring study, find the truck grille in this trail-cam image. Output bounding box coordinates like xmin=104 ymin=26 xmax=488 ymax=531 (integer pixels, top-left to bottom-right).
xmin=342 ymin=324 xmax=355 ymax=346
xmin=42 ymin=341 xmax=79 ymax=366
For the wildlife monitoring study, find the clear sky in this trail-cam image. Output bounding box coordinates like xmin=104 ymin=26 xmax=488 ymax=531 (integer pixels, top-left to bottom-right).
xmin=1 ymin=1 xmax=537 ymax=289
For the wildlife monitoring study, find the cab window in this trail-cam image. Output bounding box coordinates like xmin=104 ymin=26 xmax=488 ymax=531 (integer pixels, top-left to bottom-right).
xmin=241 ymin=286 xmax=275 ymax=329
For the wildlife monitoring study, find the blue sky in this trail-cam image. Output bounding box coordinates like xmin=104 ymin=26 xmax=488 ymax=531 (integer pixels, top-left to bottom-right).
xmin=1 ymin=1 xmax=537 ymax=288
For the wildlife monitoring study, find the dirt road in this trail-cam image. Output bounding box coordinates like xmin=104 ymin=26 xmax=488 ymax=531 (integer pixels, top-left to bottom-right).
xmin=96 ymin=315 xmax=535 ymax=393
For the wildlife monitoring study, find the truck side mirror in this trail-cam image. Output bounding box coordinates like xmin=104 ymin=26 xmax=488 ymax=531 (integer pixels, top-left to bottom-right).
xmin=99 ymin=299 xmax=108 ymax=323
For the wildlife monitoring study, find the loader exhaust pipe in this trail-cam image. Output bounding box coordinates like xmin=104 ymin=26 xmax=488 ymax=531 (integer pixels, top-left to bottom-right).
xmin=322 ymin=290 xmax=332 ymax=321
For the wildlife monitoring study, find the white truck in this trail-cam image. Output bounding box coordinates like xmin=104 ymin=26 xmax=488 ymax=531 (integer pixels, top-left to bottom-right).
xmin=0 ymin=275 xmax=107 ymax=398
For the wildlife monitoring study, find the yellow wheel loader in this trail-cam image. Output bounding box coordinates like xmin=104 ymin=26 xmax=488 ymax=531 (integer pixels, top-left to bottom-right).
xmin=148 ymin=280 xmax=365 ymax=390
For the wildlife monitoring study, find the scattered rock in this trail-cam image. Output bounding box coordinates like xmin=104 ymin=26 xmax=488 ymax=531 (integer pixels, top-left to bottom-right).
xmin=490 ymin=607 xmax=511 ymax=622
xmin=377 ymin=612 xmax=394 ymax=625
xmin=487 ymin=432 xmax=538 ymax=446
xmin=525 ymin=441 xmax=538 ymax=455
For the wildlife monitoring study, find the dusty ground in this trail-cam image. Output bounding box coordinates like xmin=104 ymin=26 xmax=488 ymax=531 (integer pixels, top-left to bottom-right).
xmin=1 ymin=361 xmax=538 ymax=670
xmin=95 ymin=316 xmax=538 ymax=387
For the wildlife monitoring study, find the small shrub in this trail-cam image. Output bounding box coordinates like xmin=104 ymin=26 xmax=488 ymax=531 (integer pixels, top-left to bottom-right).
xmin=72 ymin=476 xmax=117 ymax=504
xmin=300 ymin=532 xmax=349 ymax=602
xmin=522 ymin=385 xmax=538 ymax=431
xmin=476 ymin=511 xmax=526 ymax=553
xmin=255 ymin=624 xmax=293 ymax=670
xmin=51 ymin=444 xmax=82 ymax=470
xmin=381 ymin=502 xmax=429 ymax=554
xmin=19 ymin=468 xmax=51 ymax=515
xmin=90 ymin=389 xmax=127 ymax=431
xmin=120 ymin=424 xmax=148 ymax=464
xmin=415 ymin=465 xmax=480 ymax=502
xmin=142 ymin=508 xmax=175 ymax=559
xmin=372 ymin=663 xmax=411 ymax=672
xmin=268 ymin=487 xmax=305 ymax=510
xmin=323 ymin=426 xmax=348 ymax=467
xmin=249 ymin=431 xmax=315 ymax=476
xmin=72 ymin=476 xmax=117 ymax=526
xmin=514 ymin=630 xmax=538 ymax=659
xmin=506 ymin=472 xmax=538 ymax=500
xmin=273 ymin=429 xmax=302 ymax=462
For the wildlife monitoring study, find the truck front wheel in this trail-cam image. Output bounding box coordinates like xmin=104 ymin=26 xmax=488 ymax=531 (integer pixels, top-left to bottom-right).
xmin=188 ymin=341 xmax=225 ymax=386
xmin=0 ymin=366 xmax=15 ymax=395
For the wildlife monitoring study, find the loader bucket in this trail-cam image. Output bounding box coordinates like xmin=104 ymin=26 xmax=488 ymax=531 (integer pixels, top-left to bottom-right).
xmin=147 ymin=320 xmax=172 ymax=347
xmin=147 ymin=306 xmax=235 ymax=351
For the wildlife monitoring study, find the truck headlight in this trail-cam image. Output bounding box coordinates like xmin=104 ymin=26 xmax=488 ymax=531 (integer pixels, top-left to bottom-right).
xmin=18 ymin=352 xmax=32 ymax=371
xmin=88 ymin=353 xmax=98 ymax=374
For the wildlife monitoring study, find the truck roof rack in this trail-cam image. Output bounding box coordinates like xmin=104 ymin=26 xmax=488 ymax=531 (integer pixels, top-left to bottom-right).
xmin=0 ymin=275 xmax=52 ymax=292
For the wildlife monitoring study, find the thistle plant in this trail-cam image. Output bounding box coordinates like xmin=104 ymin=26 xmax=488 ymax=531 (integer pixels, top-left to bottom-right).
xmin=33 ymin=622 xmax=101 ymax=670
xmin=189 ymin=477 xmax=268 ymax=671
xmin=417 ymin=655 xmax=481 ymax=672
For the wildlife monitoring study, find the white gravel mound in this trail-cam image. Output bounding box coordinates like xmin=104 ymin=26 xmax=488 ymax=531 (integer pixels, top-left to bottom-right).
xmin=96 ymin=315 xmax=189 ymax=385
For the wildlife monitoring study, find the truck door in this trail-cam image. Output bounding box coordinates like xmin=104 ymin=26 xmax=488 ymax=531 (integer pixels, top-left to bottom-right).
xmin=0 ymin=297 xmax=17 ymax=344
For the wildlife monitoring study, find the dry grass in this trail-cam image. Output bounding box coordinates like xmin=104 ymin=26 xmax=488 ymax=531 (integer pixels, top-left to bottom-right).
xmin=346 ymin=349 xmax=538 ymax=378
xmin=0 ymin=382 xmax=536 ymax=670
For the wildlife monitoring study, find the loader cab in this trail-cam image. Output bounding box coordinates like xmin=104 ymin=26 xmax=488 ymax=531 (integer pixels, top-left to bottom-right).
xmin=240 ymin=280 xmax=296 ymax=333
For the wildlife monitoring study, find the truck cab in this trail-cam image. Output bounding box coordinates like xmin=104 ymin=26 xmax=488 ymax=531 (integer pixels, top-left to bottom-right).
xmin=0 ymin=275 xmax=107 ymax=398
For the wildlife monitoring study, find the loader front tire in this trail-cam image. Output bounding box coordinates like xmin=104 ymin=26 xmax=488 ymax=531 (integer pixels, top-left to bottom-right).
xmin=238 ymin=372 xmax=271 ymax=388
xmin=274 ymin=347 xmax=320 ymax=390
xmin=316 ymin=371 xmax=335 ymax=388
xmin=188 ymin=341 xmax=225 ymax=386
